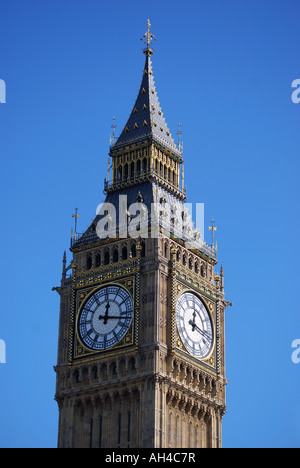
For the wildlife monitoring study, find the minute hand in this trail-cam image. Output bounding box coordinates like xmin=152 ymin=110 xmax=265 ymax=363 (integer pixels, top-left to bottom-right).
xmin=188 ymin=320 xmax=211 ymax=340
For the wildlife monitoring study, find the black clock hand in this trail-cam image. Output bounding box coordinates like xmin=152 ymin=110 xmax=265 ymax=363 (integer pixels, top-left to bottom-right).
xmin=99 ymin=302 xmax=110 ymax=324
xmin=188 ymin=319 xmax=211 ymax=340
xmin=190 ymin=311 xmax=197 ymax=331
xmin=99 ymin=315 xmax=129 ymax=320
xmin=195 ymin=324 xmax=212 ymax=340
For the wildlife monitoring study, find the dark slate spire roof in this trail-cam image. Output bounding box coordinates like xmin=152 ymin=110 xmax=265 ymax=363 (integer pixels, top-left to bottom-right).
xmin=112 ymin=45 xmax=181 ymax=157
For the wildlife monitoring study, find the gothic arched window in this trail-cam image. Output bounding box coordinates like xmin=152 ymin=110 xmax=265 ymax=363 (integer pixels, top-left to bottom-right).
xmin=118 ymin=166 xmax=122 ymax=181
xmin=164 ymin=243 xmax=169 ymax=259
xmin=130 ymin=161 xmax=135 ymax=178
xmin=113 ymin=248 xmax=119 ymax=263
xmin=142 ymin=158 xmax=147 ymax=173
xmin=129 ymin=357 xmax=136 ymax=372
xmin=104 ymin=251 xmax=110 ymax=265
xmin=86 ymin=255 xmax=92 ymax=270
xmin=124 ymin=163 xmax=128 ymax=180
xmin=100 ymin=364 xmax=107 ymax=381
xmin=131 ymin=243 xmax=136 ymax=258
xmin=92 ymin=366 xmax=98 ymax=380
xmin=73 ymin=369 xmax=80 ymax=384
xmin=122 ymin=246 xmax=128 ymax=260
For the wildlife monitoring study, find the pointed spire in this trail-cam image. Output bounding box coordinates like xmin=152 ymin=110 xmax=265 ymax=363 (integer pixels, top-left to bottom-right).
xmin=220 ymin=265 xmax=224 ymax=293
xmin=62 ymin=251 xmax=67 ymax=279
xmin=111 ymin=20 xmax=181 ymax=158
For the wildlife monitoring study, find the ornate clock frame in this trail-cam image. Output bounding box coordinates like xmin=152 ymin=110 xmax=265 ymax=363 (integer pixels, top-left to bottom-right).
xmin=170 ymin=248 xmax=221 ymax=376
xmin=68 ymin=242 xmax=143 ymax=364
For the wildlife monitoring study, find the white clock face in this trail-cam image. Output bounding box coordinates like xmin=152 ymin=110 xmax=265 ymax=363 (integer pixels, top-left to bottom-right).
xmin=78 ymin=285 xmax=133 ymax=351
xmin=176 ymin=292 xmax=213 ymax=359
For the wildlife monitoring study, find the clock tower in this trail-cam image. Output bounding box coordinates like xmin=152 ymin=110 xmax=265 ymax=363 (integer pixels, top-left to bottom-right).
xmin=54 ymin=21 xmax=230 ymax=449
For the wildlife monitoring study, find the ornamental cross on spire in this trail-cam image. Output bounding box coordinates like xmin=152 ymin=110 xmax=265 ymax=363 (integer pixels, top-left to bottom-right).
xmin=177 ymin=123 xmax=183 ymax=153
xmin=209 ymin=219 xmax=217 ymax=248
xmin=141 ymin=19 xmax=156 ymax=52
xmin=110 ymin=116 xmax=117 ymax=146
xmin=72 ymin=206 xmax=80 ymax=234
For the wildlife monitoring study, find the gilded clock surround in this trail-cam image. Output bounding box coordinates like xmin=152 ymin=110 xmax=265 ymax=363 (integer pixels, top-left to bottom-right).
xmin=175 ymin=287 xmax=217 ymax=367
xmin=73 ymin=278 xmax=137 ymax=361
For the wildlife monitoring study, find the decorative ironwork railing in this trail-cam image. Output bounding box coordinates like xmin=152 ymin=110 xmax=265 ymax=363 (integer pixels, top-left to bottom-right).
xmin=104 ymin=168 xmax=187 ymax=199
xmin=70 ymin=217 xmax=217 ymax=261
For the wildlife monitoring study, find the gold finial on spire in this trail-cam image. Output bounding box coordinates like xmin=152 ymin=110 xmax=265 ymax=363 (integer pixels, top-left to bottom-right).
xmin=209 ymin=219 xmax=217 ymax=248
xmin=177 ymin=123 xmax=183 ymax=153
xmin=141 ymin=19 xmax=156 ymax=55
xmin=107 ymin=157 xmax=110 ymax=184
xmin=72 ymin=206 xmax=80 ymax=238
xmin=110 ymin=116 xmax=116 ymax=146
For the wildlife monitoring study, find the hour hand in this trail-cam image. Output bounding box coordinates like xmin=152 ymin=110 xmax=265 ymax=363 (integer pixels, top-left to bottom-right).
xmin=189 ymin=315 xmax=196 ymax=332
xmin=99 ymin=302 xmax=110 ymax=324
xmin=189 ymin=312 xmax=197 ymax=331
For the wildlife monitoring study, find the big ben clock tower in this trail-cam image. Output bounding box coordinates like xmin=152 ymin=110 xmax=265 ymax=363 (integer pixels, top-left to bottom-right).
xmin=54 ymin=21 xmax=230 ymax=449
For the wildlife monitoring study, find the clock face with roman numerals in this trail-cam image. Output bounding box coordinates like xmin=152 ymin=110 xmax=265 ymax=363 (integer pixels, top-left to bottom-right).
xmin=176 ymin=292 xmax=213 ymax=359
xmin=78 ymin=285 xmax=133 ymax=351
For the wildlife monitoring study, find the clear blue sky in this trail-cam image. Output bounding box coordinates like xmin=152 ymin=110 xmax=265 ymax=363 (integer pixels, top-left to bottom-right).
xmin=0 ymin=0 xmax=299 ymax=448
